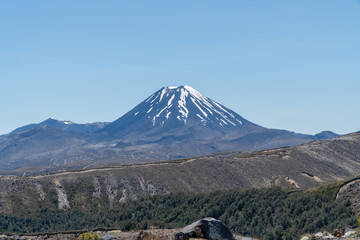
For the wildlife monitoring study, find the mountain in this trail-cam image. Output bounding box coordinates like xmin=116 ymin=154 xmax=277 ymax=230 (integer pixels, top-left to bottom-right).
xmin=95 ymin=85 xmax=338 ymax=160
xmin=0 ymin=85 xmax=340 ymax=172
xmin=11 ymin=118 xmax=109 ymax=134
xmin=314 ymin=130 xmax=340 ymax=140
xmin=101 ymin=85 xmax=262 ymax=139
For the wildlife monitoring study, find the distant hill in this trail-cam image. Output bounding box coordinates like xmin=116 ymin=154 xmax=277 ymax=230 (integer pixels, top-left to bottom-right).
xmin=0 ymin=126 xmax=88 ymax=171
xmin=11 ymin=118 xmax=109 ymax=134
xmin=0 ymin=85 xmax=340 ymax=172
xmin=0 ymin=131 xmax=359 ymax=214
xmin=314 ymin=130 xmax=340 ymax=140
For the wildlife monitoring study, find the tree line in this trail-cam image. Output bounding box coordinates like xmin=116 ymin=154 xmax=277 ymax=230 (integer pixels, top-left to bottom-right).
xmin=0 ymin=187 xmax=356 ymax=240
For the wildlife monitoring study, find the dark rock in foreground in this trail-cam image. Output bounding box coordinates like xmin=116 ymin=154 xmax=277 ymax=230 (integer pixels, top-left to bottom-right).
xmin=176 ymin=217 xmax=236 ymax=240
xmin=100 ymin=234 xmax=116 ymax=240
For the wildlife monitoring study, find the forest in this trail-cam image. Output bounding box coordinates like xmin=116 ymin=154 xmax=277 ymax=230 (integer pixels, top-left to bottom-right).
xmin=0 ymin=186 xmax=356 ymax=240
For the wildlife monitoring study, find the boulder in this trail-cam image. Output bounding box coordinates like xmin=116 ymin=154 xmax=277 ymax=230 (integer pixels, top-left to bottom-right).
xmin=321 ymin=232 xmax=335 ymax=239
xmin=343 ymin=230 xmax=357 ymax=238
xmin=100 ymin=234 xmax=116 ymax=240
xmin=175 ymin=217 xmax=236 ymax=240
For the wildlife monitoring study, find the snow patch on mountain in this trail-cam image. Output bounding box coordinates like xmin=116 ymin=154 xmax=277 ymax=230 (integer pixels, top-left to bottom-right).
xmin=133 ymin=85 xmax=245 ymax=129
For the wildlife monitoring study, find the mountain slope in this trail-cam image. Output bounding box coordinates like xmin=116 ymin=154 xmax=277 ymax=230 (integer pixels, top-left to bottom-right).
xmin=0 ymin=132 xmax=359 ymax=215
xmin=0 ymin=126 xmax=88 ymax=171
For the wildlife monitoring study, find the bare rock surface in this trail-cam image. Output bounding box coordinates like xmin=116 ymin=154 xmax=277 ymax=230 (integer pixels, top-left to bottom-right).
xmin=301 ymin=227 xmax=360 ymax=239
xmin=175 ymin=217 xmax=236 ymax=240
xmin=336 ymin=178 xmax=360 ymax=213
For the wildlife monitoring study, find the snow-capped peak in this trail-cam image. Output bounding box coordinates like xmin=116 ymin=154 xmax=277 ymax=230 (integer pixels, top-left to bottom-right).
xmin=132 ymin=85 xmax=246 ymax=129
xmin=167 ymin=86 xmax=178 ymax=90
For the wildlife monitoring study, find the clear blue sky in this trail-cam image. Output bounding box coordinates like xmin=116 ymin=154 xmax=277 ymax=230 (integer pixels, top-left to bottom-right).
xmin=1 ymin=0 xmax=359 ymax=135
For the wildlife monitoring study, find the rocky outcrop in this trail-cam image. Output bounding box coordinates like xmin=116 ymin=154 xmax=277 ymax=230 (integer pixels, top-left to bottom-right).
xmin=34 ymin=182 xmax=46 ymax=200
xmin=100 ymin=234 xmax=116 ymax=240
xmin=301 ymin=227 xmax=360 ymax=239
xmin=55 ymin=186 xmax=70 ymax=210
xmin=53 ymin=178 xmax=70 ymax=210
xmin=336 ymin=177 xmax=360 ymax=213
xmin=105 ymin=176 xmax=118 ymax=208
xmin=92 ymin=177 xmax=102 ymax=197
xmin=175 ymin=217 xmax=236 ymax=240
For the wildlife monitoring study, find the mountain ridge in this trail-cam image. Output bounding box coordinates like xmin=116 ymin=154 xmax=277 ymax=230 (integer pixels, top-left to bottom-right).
xmin=11 ymin=118 xmax=109 ymax=135
xmin=0 ymin=85 xmax=341 ymax=172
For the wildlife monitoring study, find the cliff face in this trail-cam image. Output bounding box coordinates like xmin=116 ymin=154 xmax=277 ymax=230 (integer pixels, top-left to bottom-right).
xmin=0 ymin=132 xmax=359 ymax=216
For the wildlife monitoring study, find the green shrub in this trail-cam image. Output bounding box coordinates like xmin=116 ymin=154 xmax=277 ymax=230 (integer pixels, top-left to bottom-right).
xmin=78 ymin=232 xmax=100 ymax=240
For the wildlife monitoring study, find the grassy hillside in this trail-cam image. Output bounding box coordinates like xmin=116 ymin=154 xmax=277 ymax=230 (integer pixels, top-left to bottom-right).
xmin=1 ymin=133 xmax=359 ymax=239
xmin=0 ymin=185 xmax=356 ymax=240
